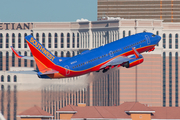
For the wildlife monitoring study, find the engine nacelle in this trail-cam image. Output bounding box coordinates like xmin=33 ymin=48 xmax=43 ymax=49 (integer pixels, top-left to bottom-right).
xmin=123 ymin=55 xmax=144 ymax=68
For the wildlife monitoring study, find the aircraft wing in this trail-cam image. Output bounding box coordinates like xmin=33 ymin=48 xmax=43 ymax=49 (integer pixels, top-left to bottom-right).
xmin=11 ymin=46 xmax=34 ymax=60
xmin=100 ymin=47 xmax=141 ymax=69
xmin=100 ymin=56 xmax=133 ymax=69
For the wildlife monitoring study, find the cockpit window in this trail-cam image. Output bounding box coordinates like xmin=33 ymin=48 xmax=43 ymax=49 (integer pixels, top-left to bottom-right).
xmin=152 ymin=34 xmax=156 ymax=37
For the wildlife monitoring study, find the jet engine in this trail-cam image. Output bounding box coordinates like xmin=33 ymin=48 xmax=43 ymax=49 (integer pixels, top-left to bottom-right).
xmin=123 ymin=55 xmax=144 ymax=68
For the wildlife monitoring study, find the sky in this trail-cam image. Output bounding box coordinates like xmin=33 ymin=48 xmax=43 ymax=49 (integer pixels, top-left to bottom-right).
xmin=0 ymin=0 xmax=97 ymax=22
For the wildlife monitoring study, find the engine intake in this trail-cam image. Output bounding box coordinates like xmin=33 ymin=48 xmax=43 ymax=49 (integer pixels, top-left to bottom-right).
xmin=123 ymin=56 xmax=144 ymax=68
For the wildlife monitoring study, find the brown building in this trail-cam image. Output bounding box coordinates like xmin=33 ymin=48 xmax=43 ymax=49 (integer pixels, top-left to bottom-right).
xmin=56 ymin=102 xmax=180 ymax=120
xmin=17 ymin=105 xmax=53 ymax=120
xmin=97 ymin=0 xmax=180 ymax=22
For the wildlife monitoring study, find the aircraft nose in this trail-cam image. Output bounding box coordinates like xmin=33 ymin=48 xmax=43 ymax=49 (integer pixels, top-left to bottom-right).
xmin=157 ymin=35 xmax=161 ymax=42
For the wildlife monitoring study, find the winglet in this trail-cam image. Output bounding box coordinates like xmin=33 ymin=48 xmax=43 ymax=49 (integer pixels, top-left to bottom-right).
xmin=132 ymin=47 xmax=140 ymax=58
xmin=11 ymin=46 xmax=23 ymax=58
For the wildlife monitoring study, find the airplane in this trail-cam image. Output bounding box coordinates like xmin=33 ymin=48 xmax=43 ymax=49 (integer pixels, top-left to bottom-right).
xmin=11 ymin=32 xmax=161 ymax=79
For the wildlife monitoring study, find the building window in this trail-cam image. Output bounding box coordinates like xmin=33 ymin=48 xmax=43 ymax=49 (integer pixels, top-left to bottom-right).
xmin=163 ymin=34 xmax=166 ymax=48
xmin=0 ymin=33 xmax=2 ymax=48
xmin=7 ymin=75 xmax=10 ymax=82
xmin=48 ymin=33 xmax=51 ymax=48
xmin=24 ymin=33 xmax=27 ymax=48
xmin=128 ymin=31 xmax=131 ymax=36
xmin=123 ymin=31 xmax=125 ymax=38
xmin=18 ymin=52 xmax=21 ymax=67
xmin=36 ymin=33 xmax=39 ymax=41
xmin=67 ymin=33 xmax=70 ymax=48
xmin=54 ymin=33 xmax=58 ymax=48
xmin=0 ymin=52 xmax=3 ymax=70
xmin=156 ymin=31 xmax=159 ymax=35
xmin=169 ymin=34 xmax=172 ymax=49
xmin=18 ymin=33 xmax=21 ymax=48
xmin=66 ymin=51 xmax=70 ymax=57
xmin=169 ymin=52 xmax=172 ymax=107
xmin=61 ymin=33 xmax=64 ymax=48
xmin=156 ymin=31 xmax=159 ymax=46
xmin=72 ymin=51 xmax=75 ymax=56
xmin=24 ymin=52 xmax=27 ymax=67
xmin=175 ymin=34 xmax=178 ymax=49
xmin=14 ymin=75 xmax=17 ymax=82
xmin=55 ymin=51 xmax=58 ymax=57
xmin=1 ymin=75 xmax=4 ymax=82
xmin=61 ymin=51 xmax=64 ymax=57
xmin=175 ymin=52 xmax=178 ymax=106
xmin=6 ymin=52 xmax=9 ymax=71
xmin=163 ymin=52 xmax=166 ymax=107
xmin=12 ymin=52 xmax=15 ymax=67
xmin=6 ymin=33 xmax=9 ymax=48
xmin=42 ymin=33 xmax=45 ymax=47
xmin=12 ymin=33 xmax=15 ymax=48
xmin=31 ymin=53 xmax=34 ymax=67
xmin=77 ymin=33 xmax=79 ymax=48
xmin=73 ymin=33 xmax=75 ymax=48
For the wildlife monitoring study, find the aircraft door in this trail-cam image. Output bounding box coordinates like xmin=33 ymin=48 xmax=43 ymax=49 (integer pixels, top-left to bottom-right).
xmin=109 ymin=51 xmax=114 ymax=57
xmin=145 ymin=35 xmax=151 ymax=44
xmin=64 ymin=65 xmax=70 ymax=75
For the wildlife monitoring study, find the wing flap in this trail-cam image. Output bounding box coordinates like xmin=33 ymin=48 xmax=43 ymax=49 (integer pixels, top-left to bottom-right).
xmin=100 ymin=56 xmax=133 ymax=69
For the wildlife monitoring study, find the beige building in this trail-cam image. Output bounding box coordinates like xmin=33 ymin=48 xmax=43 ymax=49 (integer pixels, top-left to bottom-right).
xmin=0 ymin=18 xmax=180 ymax=119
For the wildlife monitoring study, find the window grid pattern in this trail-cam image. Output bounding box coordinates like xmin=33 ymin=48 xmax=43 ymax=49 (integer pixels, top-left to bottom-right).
xmin=18 ymin=52 xmax=21 ymax=67
xmin=61 ymin=33 xmax=64 ymax=48
xmin=0 ymin=33 xmax=2 ymax=48
xmin=6 ymin=52 xmax=9 ymax=71
xmin=77 ymin=33 xmax=79 ymax=48
xmin=6 ymin=33 xmax=9 ymax=48
xmin=24 ymin=33 xmax=27 ymax=48
xmin=169 ymin=52 xmax=172 ymax=107
xmin=42 ymin=33 xmax=45 ymax=47
xmin=18 ymin=33 xmax=21 ymax=48
xmin=169 ymin=34 xmax=172 ymax=49
xmin=163 ymin=52 xmax=166 ymax=107
xmin=175 ymin=34 xmax=178 ymax=49
xmin=163 ymin=34 xmax=166 ymax=48
xmin=175 ymin=52 xmax=178 ymax=106
xmin=48 ymin=33 xmax=51 ymax=48
xmin=67 ymin=33 xmax=70 ymax=48
xmin=12 ymin=33 xmax=15 ymax=48
xmin=54 ymin=33 xmax=57 ymax=48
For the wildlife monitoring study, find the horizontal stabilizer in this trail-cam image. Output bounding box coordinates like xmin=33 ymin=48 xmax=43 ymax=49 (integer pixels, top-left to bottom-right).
xmin=40 ymin=68 xmax=59 ymax=75
xmin=8 ymin=70 xmax=37 ymax=74
xmin=11 ymin=46 xmax=34 ymax=60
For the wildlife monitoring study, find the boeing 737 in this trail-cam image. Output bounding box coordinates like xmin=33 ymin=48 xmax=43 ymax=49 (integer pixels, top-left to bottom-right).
xmin=11 ymin=32 xmax=161 ymax=79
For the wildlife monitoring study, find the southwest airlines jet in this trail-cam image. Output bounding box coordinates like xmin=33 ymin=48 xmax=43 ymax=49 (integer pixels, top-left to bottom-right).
xmin=11 ymin=32 xmax=161 ymax=79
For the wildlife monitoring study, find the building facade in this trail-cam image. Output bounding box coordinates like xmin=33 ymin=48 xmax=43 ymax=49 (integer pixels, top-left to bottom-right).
xmin=0 ymin=18 xmax=180 ymax=119
xmin=97 ymin=0 xmax=180 ymax=22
